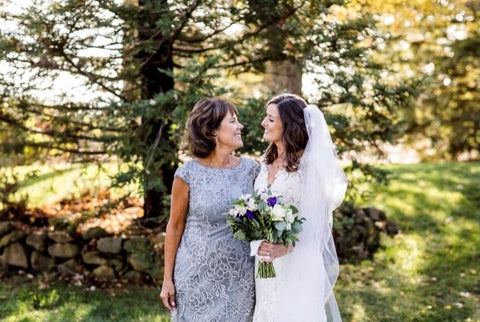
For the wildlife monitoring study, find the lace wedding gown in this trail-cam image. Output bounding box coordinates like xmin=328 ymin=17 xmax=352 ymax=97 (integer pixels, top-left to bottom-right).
xmin=252 ymin=106 xmax=346 ymax=322
xmin=252 ymin=156 xmax=305 ymax=322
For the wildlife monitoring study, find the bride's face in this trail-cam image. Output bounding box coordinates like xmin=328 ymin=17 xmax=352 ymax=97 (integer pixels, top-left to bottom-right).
xmin=261 ymin=103 xmax=283 ymax=144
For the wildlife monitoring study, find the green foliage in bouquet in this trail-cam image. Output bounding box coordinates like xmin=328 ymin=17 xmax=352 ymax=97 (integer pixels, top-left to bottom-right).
xmin=227 ymin=189 xmax=305 ymax=278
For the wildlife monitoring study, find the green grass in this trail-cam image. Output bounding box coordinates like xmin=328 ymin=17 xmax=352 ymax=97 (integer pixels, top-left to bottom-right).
xmin=1 ymin=161 xmax=479 ymax=321
xmin=336 ymin=162 xmax=480 ymax=321
xmin=0 ymin=275 xmax=170 ymax=321
xmin=1 ymin=162 xmax=140 ymax=207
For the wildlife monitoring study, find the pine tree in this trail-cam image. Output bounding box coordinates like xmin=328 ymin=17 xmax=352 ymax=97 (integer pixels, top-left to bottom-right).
xmin=0 ymin=0 xmax=416 ymax=222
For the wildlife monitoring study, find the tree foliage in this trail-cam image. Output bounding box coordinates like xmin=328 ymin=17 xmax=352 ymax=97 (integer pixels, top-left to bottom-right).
xmin=0 ymin=0 xmax=417 ymax=220
xmin=360 ymin=0 xmax=480 ymax=160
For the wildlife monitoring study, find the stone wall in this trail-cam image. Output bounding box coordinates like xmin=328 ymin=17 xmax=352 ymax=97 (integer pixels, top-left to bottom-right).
xmin=0 ymin=221 xmax=165 ymax=284
xmin=334 ymin=207 xmax=398 ymax=262
xmin=0 ymin=206 xmax=397 ymax=282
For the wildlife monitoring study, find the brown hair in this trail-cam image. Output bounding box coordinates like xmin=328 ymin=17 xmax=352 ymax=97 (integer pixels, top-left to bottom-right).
xmin=264 ymin=93 xmax=308 ymax=172
xmin=186 ymin=98 xmax=238 ymax=158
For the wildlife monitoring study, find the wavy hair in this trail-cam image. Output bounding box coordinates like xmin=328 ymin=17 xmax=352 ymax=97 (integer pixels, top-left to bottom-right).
xmin=186 ymin=98 xmax=238 ymax=158
xmin=264 ymin=94 xmax=308 ymax=172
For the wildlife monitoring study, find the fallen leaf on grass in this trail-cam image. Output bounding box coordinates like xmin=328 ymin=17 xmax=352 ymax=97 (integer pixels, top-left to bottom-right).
xmin=459 ymin=292 xmax=470 ymax=298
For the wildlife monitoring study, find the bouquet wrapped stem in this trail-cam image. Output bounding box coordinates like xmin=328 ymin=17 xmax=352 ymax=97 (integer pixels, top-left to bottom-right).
xmin=257 ymin=260 xmax=276 ymax=278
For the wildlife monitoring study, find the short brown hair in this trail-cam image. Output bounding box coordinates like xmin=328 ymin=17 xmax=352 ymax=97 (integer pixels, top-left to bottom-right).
xmin=186 ymin=98 xmax=238 ymax=158
xmin=265 ymin=93 xmax=309 ymax=172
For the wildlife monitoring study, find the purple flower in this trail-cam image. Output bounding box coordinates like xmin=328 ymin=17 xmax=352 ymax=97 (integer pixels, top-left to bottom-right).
xmin=245 ymin=210 xmax=256 ymax=219
xmin=267 ymin=197 xmax=277 ymax=207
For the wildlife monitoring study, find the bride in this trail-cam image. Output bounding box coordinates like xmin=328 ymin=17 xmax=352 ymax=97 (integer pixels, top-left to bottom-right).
xmin=251 ymin=94 xmax=347 ymax=322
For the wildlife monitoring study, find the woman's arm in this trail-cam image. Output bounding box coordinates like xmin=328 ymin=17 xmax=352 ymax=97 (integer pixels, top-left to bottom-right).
xmin=160 ymin=177 xmax=189 ymax=311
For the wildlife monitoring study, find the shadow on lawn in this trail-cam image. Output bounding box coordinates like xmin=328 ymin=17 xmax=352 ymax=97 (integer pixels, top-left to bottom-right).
xmin=338 ymin=162 xmax=480 ymax=321
xmin=0 ymin=277 xmax=169 ymax=321
xmin=378 ymin=162 xmax=480 ymax=231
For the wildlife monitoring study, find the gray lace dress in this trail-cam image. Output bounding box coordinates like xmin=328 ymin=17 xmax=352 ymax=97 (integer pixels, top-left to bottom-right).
xmin=172 ymin=157 xmax=259 ymax=322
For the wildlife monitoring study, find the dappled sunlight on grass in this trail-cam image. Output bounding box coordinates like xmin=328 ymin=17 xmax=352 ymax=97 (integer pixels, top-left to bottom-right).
xmin=3 ymin=162 xmax=141 ymax=207
xmin=337 ymin=162 xmax=480 ymax=321
xmin=380 ymin=197 xmax=416 ymax=217
xmin=2 ymin=303 xmax=94 ymax=322
xmin=388 ymin=234 xmax=425 ymax=274
xmin=443 ymin=219 xmax=479 ymax=247
xmin=351 ymin=303 xmax=368 ymax=321
xmin=0 ymin=277 xmax=170 ymax=321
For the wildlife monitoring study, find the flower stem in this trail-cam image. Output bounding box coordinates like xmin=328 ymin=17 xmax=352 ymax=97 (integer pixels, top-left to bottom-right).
xmin=257 ymin=261 xmax=276 ymax=278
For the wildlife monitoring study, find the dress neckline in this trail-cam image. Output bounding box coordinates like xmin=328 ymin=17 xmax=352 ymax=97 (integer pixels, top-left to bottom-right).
xmin=266 ymin=167 xmax=286 ymax=185
xmin=193 ymin=157 xmax=243 ymax=170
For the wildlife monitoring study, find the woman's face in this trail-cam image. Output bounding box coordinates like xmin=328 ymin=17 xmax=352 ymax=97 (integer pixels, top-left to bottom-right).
xmin=215 ymin=111 xmax=244 ymax=150
xmin=261 ymin=103 xmax=283 ymax=144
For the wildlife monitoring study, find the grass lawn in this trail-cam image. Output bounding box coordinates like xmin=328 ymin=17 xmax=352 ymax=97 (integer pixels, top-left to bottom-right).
xmin=336 ymin=162 xmax=480 ymax=321
xmin=0 ymin=275 xmax=169 ymax=321
xmin=1 ymin=162 xmax=140 ymax=207
xmin=1 ymin=161 xmax=479 ymax=321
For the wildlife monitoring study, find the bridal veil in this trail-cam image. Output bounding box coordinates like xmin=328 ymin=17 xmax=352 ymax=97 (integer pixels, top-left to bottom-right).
xmin=278 ymin=105 xmax=347 ymax=321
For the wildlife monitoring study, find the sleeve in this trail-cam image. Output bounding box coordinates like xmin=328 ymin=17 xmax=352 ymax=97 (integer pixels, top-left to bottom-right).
xmin=174 ymin=161 xmax=191 ymax=185
xmin=250 ymin=240 xmax=264 ymax=256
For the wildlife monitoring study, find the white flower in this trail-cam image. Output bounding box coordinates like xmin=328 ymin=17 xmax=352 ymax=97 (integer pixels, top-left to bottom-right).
xmin=239 ymin=194 xmax=252 ymax=202
xmin=285 ymin=209 xmax=294 ymax=224
xmin=228 ymin=208 xmax=238 ymax=217
xmin=257 ymin=190 xmax=269 ymax=200
xmin=285 ymin=222 xmax=292 ymax=231
xmin=230 ymin=204 xmax=247 ymax=217
xmin=246 ymin=198 xmax=257 ymax=211
xmin=271 ymin=204 xmax=287 ymax=221
xmin=237 ymin=205 xmax=247 ymax=217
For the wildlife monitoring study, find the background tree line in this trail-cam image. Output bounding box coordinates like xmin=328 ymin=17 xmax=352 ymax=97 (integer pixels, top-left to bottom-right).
xmin=0 ymin=0 xmax=477 ymax=224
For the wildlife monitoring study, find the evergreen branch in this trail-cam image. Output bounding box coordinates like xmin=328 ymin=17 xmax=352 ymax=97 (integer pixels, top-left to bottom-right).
xmin=10 ymin=140 xmax=107 ymax=155
xmin=171 ymin=1 xmax=305 ymax=54
xmin=0 ymin=111 xmax=117 ymax=143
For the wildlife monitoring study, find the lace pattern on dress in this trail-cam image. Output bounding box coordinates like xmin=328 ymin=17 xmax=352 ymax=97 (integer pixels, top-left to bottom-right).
xmin=252 ymin=156 xmax=304 ymax=322
xmin=172 ymin=157 xmax=259 ymax=322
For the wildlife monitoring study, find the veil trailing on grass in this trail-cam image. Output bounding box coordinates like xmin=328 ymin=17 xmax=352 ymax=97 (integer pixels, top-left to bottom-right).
xmin=278 ymin=105 xmax=347 ymax=321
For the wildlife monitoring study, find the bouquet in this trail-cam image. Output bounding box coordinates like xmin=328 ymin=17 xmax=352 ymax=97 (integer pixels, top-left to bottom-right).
xmin=227 ymin=190 xmax=305 ymax=278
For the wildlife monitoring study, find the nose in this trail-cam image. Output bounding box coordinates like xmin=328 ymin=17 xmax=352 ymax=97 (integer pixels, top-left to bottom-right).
xmin=238 ymin=122 xmax=244 ymax=130
xmin=261 ymin=117 xmax=267 ymax=128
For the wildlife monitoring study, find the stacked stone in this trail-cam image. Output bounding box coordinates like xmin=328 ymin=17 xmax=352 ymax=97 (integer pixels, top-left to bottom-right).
xmin=334 ymin=207 xmax=399 ymax=262
xmin=0 ymin=221 xmax=165 ymax=283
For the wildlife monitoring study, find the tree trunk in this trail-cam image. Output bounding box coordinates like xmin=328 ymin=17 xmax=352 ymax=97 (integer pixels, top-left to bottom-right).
xmin=264 ymin=60 xmax=303 ymax=95
xmin=135 ymin=0 xmax=176 ymax=220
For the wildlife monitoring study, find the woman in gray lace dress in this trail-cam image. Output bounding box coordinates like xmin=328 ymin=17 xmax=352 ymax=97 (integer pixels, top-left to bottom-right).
xmin=160 ymin=98 xmax=259 ymax=321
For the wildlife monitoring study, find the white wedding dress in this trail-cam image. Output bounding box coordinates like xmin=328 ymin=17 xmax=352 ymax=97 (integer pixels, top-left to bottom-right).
xmin=251 ymin=105 xmax=347 ymax=322
xmin=252 ymin=156 xmax=305 ymax=322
